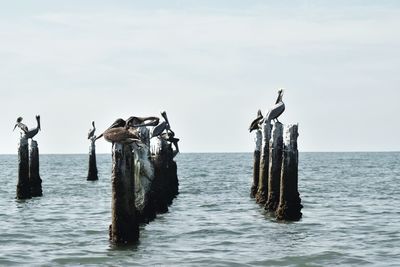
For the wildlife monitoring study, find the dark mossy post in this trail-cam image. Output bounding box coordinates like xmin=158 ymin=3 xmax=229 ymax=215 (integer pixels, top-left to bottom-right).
xmin=29 ymin=140 xmax=42 ymax=197
xmin=110 ymin=143 xmax=139 ymax=244
xmin=251 ymin=128 xmax=262 ymax=198
xmin=255 ymin=122 xmax=272 ymax=204
xmin=151 ymin=139 xmax=170 ymax=214
xmin=87 ymin=137 xmax=98 ymax=181
xmin=265 ymin=122 xmax=283 ymax=212
xmin=276 ymin=124 xmax=303 ymax=221
xmin=17 ymin=136 xmax=31 ymax=199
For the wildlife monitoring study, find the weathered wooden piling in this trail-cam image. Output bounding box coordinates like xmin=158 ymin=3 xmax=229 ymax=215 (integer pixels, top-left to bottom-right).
xmin=255 ymin=122 xmax=272 ymax=204
xmin=110 ymin=143 xmax=139 ymax=244
xmin=29 ymin=140 xmax=42 ymax=197
xmin=17 ymin=136 xmax=31 ymax=199
xmin=265 ymin=122 xmax=283 ymax=211
xmin=87 ymin=138 xmax=98 ymax=181
xmin=251 ymin=128 xmax=262 ymax=198
xmin=276 ymin=124 xmax=303 ymax=221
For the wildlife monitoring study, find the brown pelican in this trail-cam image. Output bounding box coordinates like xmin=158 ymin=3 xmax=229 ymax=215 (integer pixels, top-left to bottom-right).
xmin=13 ymin=117 xmax=28 ymax=133
xmin=150 ymin=111 xmax=175 ymax=138
xmin=100 ymin=117 xmax=161 ymax=144
xmin=13 ymin=116 xmax=41 ymax=139
xmin=125 ymin=116 xmax=159 ymax=128
xmin=87 ymin=121 xmax=96 ymax=139
xmin=95 ymin=118 xmax=126 ymax=141
xmin=265 ymin=89 xmax=285 ymax=123
xmin=249 ymin=110 xmax=263 ymax=132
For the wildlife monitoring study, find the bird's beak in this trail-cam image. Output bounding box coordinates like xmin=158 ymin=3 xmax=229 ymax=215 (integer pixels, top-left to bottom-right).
xmin=13 ymin=124 xmax=17 ymax=131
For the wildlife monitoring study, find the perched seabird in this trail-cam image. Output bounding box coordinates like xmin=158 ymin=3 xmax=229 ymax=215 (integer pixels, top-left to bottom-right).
xmin=151 ymin=121 xmax=167 ymax=138
xmin=95 ymin=118 xmax=126 ymax=141
xmin=264 ymin=89 xmax=285 ymax=123
xmin=14 ymin=116 xmax=41 ymax=139
xmin=126 ymin=116 xmax=159 ymax=128
xmin=87 ymin=121 xmax=96 ymax=139
xmin=249 ymin=110 xmax=263 ymax=132
xmin=100 ymin=117 xmax=161 ymax=144
xmin=13 ymin=117 xmax=28 ymax=133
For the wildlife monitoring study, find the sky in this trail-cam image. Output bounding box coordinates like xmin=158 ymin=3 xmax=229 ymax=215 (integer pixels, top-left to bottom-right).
xmin=0 ymin=0 xmax=399 ymax=154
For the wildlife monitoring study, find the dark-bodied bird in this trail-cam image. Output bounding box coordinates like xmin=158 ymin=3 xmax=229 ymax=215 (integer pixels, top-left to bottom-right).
xmin=13 ymin=117 xmax=28 ymax=133
xmin=87 ymin=121 xmax=96 ymax=139
xmin=126 ymin=116 xmax=159 ymax=128
xmin=100 ymin=117 xmax=161 ymax=144
xmin=95 ymin=118 xmax=126 ymax=141
xmin=13 ymin=116 xmax=41 ymax=139
xmin=264 ymin=89 xmax=285 ymax=123
xmin=249 ymin=110 xmax=263 ymax=132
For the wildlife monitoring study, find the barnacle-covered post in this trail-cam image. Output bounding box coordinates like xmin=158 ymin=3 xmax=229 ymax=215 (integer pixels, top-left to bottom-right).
xmin=29 ymin=140 xmax=42 ymax=197
xmin=265 ymin=122 xmax=283 ymax=211
xmin=17 ymin=136 xmax=31 ymax=199
xmin=255 ymin=121 xmax=272 ymax=204
xmin=276 ymin=124 xmax=303 ymax=221
xmin=251 ymin=127 xmax=262 ymax=198
xmin=110 ymin=143 xmax=139 ymax=244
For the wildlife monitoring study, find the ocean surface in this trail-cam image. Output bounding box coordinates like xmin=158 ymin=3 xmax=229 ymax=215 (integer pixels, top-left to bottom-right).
xmin=0 ymin=152 xmax=399 ymax=266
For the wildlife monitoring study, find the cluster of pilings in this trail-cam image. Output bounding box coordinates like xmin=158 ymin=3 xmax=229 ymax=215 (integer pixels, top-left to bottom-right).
xmin=251 ymin=122 xmax=302 ymax=221
xmin=17 ymin=137 xmax=42 ymax=199
xmin=107 ymin=112 xmax=180 ymax=244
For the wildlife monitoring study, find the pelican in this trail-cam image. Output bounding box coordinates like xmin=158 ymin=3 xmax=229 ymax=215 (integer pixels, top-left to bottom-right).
xmin=101 ymin=117 xmax=160 ymax=144
xmin=125 ymin=116 xmax=159 ymax=128
xmin=264 ymin=89 xmax=285 ymax=123
xmin=13 ymin=117 xmax=28 ymax=133
xmin=249 ymin=110 xmax=263 ymax=132
xmin=13 ymin=116 xmax=41 ymax=139
xmin=87 ymin=121 xmax=96 ymax=139
xmin=95 ymin=118 xmax=126 ymax=141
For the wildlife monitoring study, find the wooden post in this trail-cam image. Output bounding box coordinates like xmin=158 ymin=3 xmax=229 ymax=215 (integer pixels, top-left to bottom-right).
xmin=251 ymin=129 xmax=262 ymax=198
xmin=110 ymin=143 xmax=139 ymax=244
xmin=255 ymin=122 xmax=272 ymax=204
xmin=17 ymin=136 xmax=31 ymax=199
xmin=87 ymin=138 xmax=98 ymax=181
xmin=276 ymin=124 xmax=303 ymax=221
xmin=29 ymin=140 xmax=42 ymax=197
xmin=265 ymin=122 xmax=283 ymax=211
xmin=133 ymin=141 xmax=156 ymax=223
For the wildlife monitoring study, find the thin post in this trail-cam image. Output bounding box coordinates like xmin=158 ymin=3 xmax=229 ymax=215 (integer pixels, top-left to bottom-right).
xmin=87 ymin=138 xmax=98 ymax=181
xmin=276 ymin=124 xmax=303 ymax=221
xmin=17 ymin=136 xmax=31 ymax=199
xmin=110 ymin=143 xmax=139 ymax=244
xmin=29 ymin=140 xmax=42 ymax=197
xmin=265 ymin=122 xmax=283 ymax=211
xmin=255 ymin=122 xmax=272 ymax=204
xmin=251 ymin=128 xmax=262 ymax=198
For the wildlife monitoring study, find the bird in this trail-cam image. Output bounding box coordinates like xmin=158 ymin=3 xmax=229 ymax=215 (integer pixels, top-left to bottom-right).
xmin=95 ymin=118 xmax=126 ymax=141
xmin=249 ymin=110 xmax=263 ymax=132
xmin=13 ymin=116 xmax=41 ymax=139
xmin=102 ymin=117 xmax=140 ymax=144
xmin=99 ymin=117 xmax=162 ymax=144
xmin=264 ymin=89 xmax=285 ymax=123
xmin=87 ymin=121 xmax=96 ymax=140
xmin=151 ymin=121 xmax=167 ymax=138
xmin=13 ymin=117 xmax=28 ymax=133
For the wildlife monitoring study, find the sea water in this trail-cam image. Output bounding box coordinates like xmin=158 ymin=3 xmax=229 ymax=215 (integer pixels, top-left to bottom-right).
xmin=0 ymin=153 xmax=399 ymax=266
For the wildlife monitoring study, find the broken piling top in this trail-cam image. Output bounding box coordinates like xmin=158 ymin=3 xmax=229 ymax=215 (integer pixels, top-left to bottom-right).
xmin=284 ymin=124 xmax=299 ymax=151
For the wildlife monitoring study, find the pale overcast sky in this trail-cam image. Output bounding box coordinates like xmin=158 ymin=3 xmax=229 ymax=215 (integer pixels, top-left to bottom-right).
xmin=1 ymin=0 xmax=399 ymax=153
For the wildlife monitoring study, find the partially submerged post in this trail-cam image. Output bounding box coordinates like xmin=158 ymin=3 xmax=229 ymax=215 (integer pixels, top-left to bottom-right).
xmin=17 ymin=136 xmax=31 ymax=199
xmin=265 ymin=122 xmax=283 ymax=211
xmin=251 ymin=129 xmax=262 ymax=198
xmin=110 ymin=143 xmax=139 ymax=244
xmin=276 ymin=124 xmax=303 ymax=221
xmin=255 ymin=121 xmax=272 ymax=204
xmin=29 ymin=140 xmax=42 ymax=197
xmin=87 ymin=137 xmax=98 ymax=181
